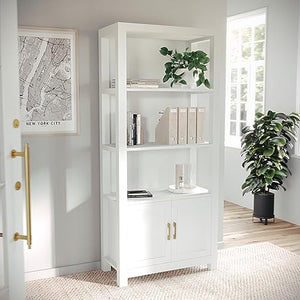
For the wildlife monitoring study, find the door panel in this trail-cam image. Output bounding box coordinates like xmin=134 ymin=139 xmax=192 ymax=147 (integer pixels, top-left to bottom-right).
xmin=172 ymin=196 xmax=211 ymax=261
xmin=0 ymin=0 xmax=25 ymax=299
xmin=127 ymin=202 xmax=172 ymax=268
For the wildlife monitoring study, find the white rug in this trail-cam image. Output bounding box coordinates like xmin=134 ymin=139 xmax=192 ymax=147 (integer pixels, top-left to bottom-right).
xmin=26 ymin=242 xmax=300 ymax=300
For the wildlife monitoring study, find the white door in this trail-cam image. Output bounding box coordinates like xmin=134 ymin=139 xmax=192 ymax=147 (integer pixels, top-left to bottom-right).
xmin=0 ymin=0 xmax=26 ymax=299
xmin=172 ymin=196 xmax=211 ymax=261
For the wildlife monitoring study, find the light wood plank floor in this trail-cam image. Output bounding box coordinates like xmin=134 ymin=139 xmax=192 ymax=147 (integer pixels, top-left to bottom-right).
xmin=223 ymin=201 xmax=300 ymax=255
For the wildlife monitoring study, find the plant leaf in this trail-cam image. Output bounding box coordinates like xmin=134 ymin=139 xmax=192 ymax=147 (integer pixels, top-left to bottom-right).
xmin=160 ymin=47 xmax=169 ymax=56
xmin=263 ymin=147 xmax=275 ymax=157
xmin=269 ymin=136 xmax=286 ymax=146
xmin=204 ymin=79 xmax=210 ymax=88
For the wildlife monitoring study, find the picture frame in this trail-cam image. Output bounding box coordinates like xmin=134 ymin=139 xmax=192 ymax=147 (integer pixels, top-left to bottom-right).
xmin=18 ymin=27 xmax=79 ymax=135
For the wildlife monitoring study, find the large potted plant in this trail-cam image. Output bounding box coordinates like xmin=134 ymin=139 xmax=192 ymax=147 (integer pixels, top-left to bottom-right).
xmin=241 ymin=110 xmax=300 ymax=225
xmin=159 ymin=47 xmax=211 ymax=88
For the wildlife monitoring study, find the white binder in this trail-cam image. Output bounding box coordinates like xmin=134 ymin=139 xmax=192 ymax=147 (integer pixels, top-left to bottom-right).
xmin=196 ymin=107 xmax=205 ymax=143
xmin=187 ymin=107 xmax=197 ymax=144
xmin=155 ymin=107 xmax=178 ymax=144
xmin=177 ymin=107 xmax=188 ymax=144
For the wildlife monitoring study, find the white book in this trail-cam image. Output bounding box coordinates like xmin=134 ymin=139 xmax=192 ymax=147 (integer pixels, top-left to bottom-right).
xmin=155 ymin=107 xmax=178 ymax=145
xmin=187 ymin=107 xmax=197 ymax=144
xmin=136 ymin=113 xmax=142 ymax=145
xmin=196 ymin=107 xmax=205 ymax=143
xmin=177 ymin=107 xmax=188 ymax=144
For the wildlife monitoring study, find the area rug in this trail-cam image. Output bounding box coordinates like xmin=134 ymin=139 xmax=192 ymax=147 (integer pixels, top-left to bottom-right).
xmin=26 ymin=242 xmax=300 ymax=300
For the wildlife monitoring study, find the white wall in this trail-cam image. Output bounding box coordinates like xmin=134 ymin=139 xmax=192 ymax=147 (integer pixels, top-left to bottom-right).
xmin=17 ymin=0 xmax=226 ymax=276
xmin=226 ymin=0 xmax=300 ymax=225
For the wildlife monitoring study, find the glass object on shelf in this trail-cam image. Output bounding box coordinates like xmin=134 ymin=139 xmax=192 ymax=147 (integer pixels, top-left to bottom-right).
xmin=168 ymin=163 xmax=197 ymax=194
xmin=175 ymin=164 xmax=185 ymax=189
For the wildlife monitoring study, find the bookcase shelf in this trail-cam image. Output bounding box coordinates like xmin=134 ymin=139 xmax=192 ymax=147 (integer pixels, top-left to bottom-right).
xmin=103 ymin=142 xmax=212 ymax=152
xmin=104 ymin=187 xmax=210 ymax=204
xmin=127 ymin=87 xmax=214 ymax=94
xmin=103 ymin=87 xmax=214 ymax=94
xmin=99 ymin=22 xmax=221 ymax=287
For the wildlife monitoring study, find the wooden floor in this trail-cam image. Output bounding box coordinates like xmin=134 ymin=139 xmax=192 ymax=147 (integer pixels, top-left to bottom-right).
xmin=223 ymin=201 xmax=300 ymax=255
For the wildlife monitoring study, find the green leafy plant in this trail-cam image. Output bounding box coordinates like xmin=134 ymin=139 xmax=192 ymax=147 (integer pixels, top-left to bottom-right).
xmin=241 ymin=110 xmax=300 ymax=195
xmin=159 ymin=47 xmax=211 ymax=88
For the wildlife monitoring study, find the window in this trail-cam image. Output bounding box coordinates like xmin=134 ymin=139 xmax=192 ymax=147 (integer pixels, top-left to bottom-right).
xmin=225 ymin=9 xmax=266 ymax=148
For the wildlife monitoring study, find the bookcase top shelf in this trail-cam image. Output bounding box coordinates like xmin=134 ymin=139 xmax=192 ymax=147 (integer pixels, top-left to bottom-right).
xmin=102 ymin=87 xmax=214 ymax=95
xmin=102 ymin=142 xmax=212 ymax=152
xmin=99 ymin=22 xmax=214 ymax=42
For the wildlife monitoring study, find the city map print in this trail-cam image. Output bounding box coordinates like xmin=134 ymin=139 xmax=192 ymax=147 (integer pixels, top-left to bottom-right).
xmin=18 ymin=28 xmax=77 ymax=134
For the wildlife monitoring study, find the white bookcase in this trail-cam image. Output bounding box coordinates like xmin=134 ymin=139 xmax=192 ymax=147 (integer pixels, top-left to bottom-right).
xmin=98 ymin=22 xmax=221 ymax=287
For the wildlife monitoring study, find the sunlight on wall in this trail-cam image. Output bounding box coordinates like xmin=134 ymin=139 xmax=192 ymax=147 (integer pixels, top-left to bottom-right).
xmin=24 ymin=167 xmax=54 ymax=272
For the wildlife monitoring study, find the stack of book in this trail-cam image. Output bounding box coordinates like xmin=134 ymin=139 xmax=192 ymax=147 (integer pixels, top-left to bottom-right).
xmin=127 ymin=79 xmax=160 ymax=88
xmin=155 ymin=107 xmax=206 ymax=145
xmin=110 ymin=79 xmax=160 ymax=88
xmin=110 ymin=78 xmax=116 ymax=88
xmin=127 ymin=112 xmax=144 ymax=146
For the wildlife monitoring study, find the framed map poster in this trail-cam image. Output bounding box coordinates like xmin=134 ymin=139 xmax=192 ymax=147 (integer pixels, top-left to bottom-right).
xmin=18 ymin=27 xmax=78 ymax=135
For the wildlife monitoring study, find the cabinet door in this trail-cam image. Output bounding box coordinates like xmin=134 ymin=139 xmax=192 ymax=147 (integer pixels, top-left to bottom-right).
xmin=172 ymin=196 xmax=211 ymax=261
xmin=127 ymin=202 xmax=172 ymax=268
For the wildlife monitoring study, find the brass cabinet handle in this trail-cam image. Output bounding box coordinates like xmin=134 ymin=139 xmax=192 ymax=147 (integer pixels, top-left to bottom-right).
xmin=173 ymin=222 xmax=177 ymax=240
xmin=167 ymin=223 xmax=171 ymax=240
xmin=11 ymin=143 xmax=32 ymax=249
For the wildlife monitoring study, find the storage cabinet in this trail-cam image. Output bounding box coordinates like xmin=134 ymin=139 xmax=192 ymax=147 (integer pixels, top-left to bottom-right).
xmin=127 ymin=195 xmax=211 ymax=276
xmin=98 ymin=22 xmax=222 ymax=287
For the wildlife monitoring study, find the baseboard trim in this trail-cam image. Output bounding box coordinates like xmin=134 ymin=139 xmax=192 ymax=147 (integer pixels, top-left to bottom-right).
xmin=25 ymin=261 xmax=101 ymax=282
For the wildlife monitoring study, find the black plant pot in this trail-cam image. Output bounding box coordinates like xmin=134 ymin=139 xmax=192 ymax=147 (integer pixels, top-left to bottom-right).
xmin=253 ymin=192 xmax=274 ymax=225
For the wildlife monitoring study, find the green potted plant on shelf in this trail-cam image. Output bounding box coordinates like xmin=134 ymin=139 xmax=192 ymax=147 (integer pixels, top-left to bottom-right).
xmin=241 ymin=110 xmax=300 ymax=225
xmin=159 ymin=47 xmax=211 ymax=88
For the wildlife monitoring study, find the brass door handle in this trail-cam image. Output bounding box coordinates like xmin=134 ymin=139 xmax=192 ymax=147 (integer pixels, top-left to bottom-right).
xmin=173 ymin=222 xmax=177 ymax=240
xmin=11 ymin=143 xmax=32 ymax=249
xmin=167 ymin=223 xmax=171 ymax=240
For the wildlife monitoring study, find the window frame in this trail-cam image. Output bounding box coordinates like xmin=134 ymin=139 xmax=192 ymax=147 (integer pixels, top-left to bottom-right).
xmin=225 ymin=8 xmax=267 ymax=148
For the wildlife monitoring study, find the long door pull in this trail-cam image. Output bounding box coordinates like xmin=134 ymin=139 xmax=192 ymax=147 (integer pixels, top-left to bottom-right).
xmin=173 ymin=222 xmax=177 ymax=239
xmin=11 ymin=143 xmax=32 ymax=249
